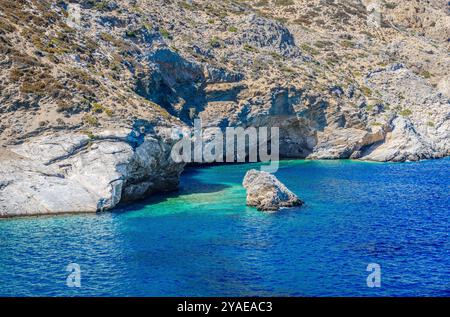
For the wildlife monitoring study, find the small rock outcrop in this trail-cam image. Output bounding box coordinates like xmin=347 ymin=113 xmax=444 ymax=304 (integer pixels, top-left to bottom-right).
xmin=242 ymin=169 xmax=303 ymax=212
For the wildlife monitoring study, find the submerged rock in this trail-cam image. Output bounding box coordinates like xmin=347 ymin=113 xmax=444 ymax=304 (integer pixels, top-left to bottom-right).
xmin=242 ymin=169 xmax=303 ymax=212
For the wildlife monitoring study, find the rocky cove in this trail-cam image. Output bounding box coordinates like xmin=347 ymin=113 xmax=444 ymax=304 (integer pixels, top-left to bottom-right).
xmin=1 ymin=62 xmax=449 ymax=217
xmin=0 ymin=108 xmax=448 ymax=217
xmin=0 ymin=0 xmax=449 ymax=217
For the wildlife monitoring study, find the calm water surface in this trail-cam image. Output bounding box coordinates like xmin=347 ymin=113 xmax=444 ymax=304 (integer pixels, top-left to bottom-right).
xmin=0 ymin=159 xmax=449 ymax=296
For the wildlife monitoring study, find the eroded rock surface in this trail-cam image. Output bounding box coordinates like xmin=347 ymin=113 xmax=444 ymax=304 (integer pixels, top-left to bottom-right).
xmin=0 ymin=128 xmax=185 ymax=217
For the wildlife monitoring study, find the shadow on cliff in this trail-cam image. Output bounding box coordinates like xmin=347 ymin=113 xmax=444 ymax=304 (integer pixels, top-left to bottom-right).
xmin=135 ymin=47 xmax=243 ymax=124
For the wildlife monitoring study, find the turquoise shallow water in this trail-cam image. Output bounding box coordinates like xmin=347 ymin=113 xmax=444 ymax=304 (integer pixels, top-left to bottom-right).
xmin=0 ymin=159 xmax=449 ymax=296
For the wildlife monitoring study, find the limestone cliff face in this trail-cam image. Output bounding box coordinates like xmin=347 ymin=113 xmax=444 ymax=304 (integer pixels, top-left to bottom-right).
xmin=0 ymin=0 xmax=449 ymax=216
xmin=0 ymin=127 xmax=185 ymax=217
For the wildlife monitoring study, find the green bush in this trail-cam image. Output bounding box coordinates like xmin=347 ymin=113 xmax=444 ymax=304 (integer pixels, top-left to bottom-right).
xmin=274 ymin=0 xmax=295 ymax=6
xmin=83 ymin=114 xmax=98 ymax=126
xmin=91 ymin=102 xmax=113 ymax=116
xmin=300 ymin=43 xmax=319 ymax=56
xmin=360 ymin=86 xmax=373 ymax=97
xmin=399 ymin=109 xmax=412 ymax=117
xmin=384 ymin=2 xmax=397 ymax=9
xmin=340 ymin=40 xmax=355 ymax=48
xmin=254 ymin=0 xmax=269 ymax=7
xmin=209 ymin=36 xmax=221 ymax=48
xmin=243 ymin=44 xmax=257 ymax=52
xmin=421 ymin=71 xmax=432 ymax=79
xmin=160 ymin=28 xmax=171 ymax=39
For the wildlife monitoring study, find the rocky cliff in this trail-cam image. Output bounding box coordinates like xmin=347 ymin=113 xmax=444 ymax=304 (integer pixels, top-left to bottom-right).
xmin=0 ymin=0 xmax=449 ymax=216
xmin=0 ymin=126 xmax=185 ymax=216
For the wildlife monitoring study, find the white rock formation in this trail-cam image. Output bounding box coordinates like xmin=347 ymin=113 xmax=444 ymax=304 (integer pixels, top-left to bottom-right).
xmin=360 ymin=64 xmax=450 ymax=162
xmin=0 ymin=128 xmax=185 ymax=217
xmin=243 ymin=169 xmax=303 ymax=212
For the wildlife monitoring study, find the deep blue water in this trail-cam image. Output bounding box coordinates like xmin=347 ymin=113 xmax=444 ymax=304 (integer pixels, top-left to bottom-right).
xmin=0 ymin=159 xmax=449 ymax=297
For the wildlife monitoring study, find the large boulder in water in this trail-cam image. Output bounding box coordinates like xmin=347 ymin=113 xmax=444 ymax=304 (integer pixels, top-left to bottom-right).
xmin=242 ymin=169 xmax=303 ymax=212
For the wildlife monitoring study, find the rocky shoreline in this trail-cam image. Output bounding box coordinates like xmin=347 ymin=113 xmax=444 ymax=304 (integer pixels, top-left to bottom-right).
xmin=1 ymin=129 xmax=448 ymax=218
xmin=0 ymin=1 xmax=449 ymax=217
xmin=0 ymin=127 xmax=185 ymax=217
